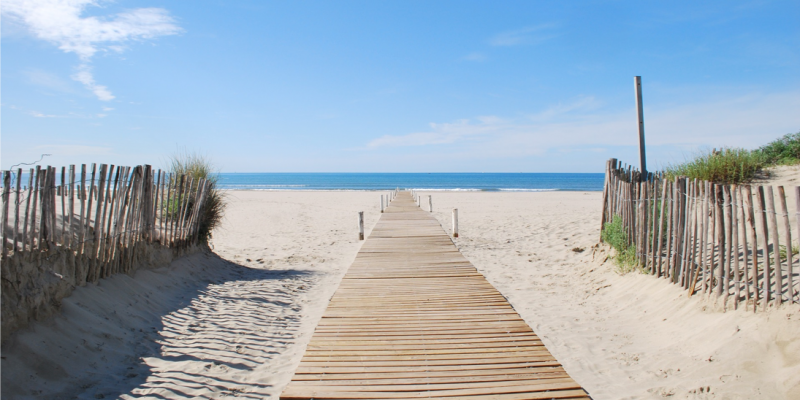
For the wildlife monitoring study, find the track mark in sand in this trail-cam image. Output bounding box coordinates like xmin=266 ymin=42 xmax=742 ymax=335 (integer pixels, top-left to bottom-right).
xmin=120 ymin=266 xmax=316 ymax=399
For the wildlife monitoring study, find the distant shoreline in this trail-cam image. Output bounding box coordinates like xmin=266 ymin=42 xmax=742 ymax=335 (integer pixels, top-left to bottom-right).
xmin=216 ymin=172 xmax=605 ymax=192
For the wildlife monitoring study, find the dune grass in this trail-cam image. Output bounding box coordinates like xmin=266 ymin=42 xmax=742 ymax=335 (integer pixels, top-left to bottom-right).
xmin=665 ymin=147 xmax=765 ymax=185
xmin=168 ymin=150 xmax=226 ymax=242
xmin=601 ymin=216 xmax=640 ymax=274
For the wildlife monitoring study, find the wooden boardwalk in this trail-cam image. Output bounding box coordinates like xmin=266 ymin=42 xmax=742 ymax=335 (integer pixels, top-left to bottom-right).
xmin=281 ymin=192 xmax=590 ymax=400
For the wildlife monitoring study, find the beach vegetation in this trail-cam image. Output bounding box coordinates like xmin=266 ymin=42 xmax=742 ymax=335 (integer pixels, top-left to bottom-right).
xmin=168 ymin=150 xmax=226 ymax=242
xmin=756 ymin=131 xmax=800 ymax=166
xmin=601 ymin=216 xmax=642 ymax=274
xmin=665 ymin=147 xmax=765 ymax=185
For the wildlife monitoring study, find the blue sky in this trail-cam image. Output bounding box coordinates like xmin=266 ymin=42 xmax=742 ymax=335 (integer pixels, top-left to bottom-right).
xmin=2 ymin=1 xmax=799 ymax=172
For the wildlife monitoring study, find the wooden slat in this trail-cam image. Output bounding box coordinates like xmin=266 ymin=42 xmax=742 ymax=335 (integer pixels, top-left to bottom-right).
xmin=281 ymin=192 xmax=589 ymax=399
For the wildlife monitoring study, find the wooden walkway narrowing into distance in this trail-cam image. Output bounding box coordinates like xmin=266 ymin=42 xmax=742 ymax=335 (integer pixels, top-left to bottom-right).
xmin=281 ymin=192 xmax=590 ymax=400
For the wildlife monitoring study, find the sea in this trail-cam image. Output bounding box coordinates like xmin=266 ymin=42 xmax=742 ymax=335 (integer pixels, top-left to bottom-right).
xmin=216 ymin=173 xmax=605 ymax=192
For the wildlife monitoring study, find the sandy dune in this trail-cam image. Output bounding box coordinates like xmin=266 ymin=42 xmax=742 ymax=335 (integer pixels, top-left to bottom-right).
xmin=3 ymin=188 xmax=800 ymax=399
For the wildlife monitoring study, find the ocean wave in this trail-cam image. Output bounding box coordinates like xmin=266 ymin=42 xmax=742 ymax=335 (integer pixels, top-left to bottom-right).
xmin=498 ymin=188 xmax=559 ymax=192
xmin=218 ymin=184 xmax=307 ymax=189
xmin=408 ymin=188 xmax=483 ymax=192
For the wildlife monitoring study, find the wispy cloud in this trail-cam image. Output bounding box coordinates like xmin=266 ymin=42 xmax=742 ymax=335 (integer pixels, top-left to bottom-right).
xmin=489 ymin=24 xmax=558 ymax=47
xmin=2 ymin=0 xmax=181 ymax=101
xmin=30 ymin=111 xmax=58 ymax=118
xmin=71 ymin=64 xmax=114 ymax=101
xmin=463 ymin=52 xmax=487 ymax=62
xmin=35 ymin=144 xmax=113 ymax=156
xmin=23 ymin=69 xmax=75 ymax=93
xmin=364 ymin=91 xmax=800 ymax=167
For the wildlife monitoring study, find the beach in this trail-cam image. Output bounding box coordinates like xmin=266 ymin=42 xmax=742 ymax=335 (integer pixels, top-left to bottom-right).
xmin=3 ymin=187 xmax=800 ymax=399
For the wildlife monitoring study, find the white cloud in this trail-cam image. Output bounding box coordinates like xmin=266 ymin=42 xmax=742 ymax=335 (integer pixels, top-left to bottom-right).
xmin=2 ymin=0 xmax=181 ymax=101
xmin=71 ymin=64 xmax=114 ymax=100
xmin=489 ymin=24 xmax=558 ymax=47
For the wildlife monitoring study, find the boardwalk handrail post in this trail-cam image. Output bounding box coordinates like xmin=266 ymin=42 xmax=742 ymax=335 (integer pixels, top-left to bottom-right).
xmin=358 ymin=211 xmax=364 ymax=240
xmin=380 ymin=195 xmax=384 ymax=213
xmin=429 ymin=195 xmax=433 ymax=212
xmin=452 ymin=208 xmax=459 ymax=238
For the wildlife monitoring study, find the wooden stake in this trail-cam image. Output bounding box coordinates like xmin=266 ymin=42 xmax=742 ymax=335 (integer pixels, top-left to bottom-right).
xmin=723 ymin=186 xmax=732 ymax=308
xmin=743 ymin=186 xmax=758 ymax=311
xmin=778 ymin=186 xmax=793 ymax=303
xmin=30 ymin=167 xmax=41 ymax=259
xmin=59 ymin=166 xmax=66 ymax=244
xmin=77 ymin=165 xmax=87 ymax=256
xmin=738 ymin=186 xmax=750 ymax=307
xmin=656 ymin=178 xmax=667 ymax=276
xmin=766 ymin=186 xmax=782 ymax=305
xmin=68 ymin=166 xmax=75 ymax=250
xmin=755 ymin=186 xmax=770 ymax=308
xmin=452 ymin=208 xmax=459 ymax=238
xmin=358 ymin=211 xmax=364 ymax=241
xmin=13 ymin=169 xmax=22 ymax=252
xmin=731 ymin=185 xmax=741 ymax=308
xmin=22 ymin=169 xmax=34 ymax=255
xmin=2 ymin=171 xmax=11 ymax=257
xmin=664 ymin=181 xmax=675 ymax=279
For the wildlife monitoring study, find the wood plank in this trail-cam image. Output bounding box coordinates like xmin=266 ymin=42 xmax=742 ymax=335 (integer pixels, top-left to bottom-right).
xmin=281 ymin=191 xmax=588 ymax=399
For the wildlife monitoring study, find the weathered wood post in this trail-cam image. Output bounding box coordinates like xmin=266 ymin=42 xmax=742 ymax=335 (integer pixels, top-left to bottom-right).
xmin=2 ymin=170 xmax=10 ymax=257
xmin=429 ymin=195 xmax=433 ymax=212
xmin=358 ymin=211 xmax=364 ymax=240
xmin=452 ymin=208 xmax=459 ymax=238
xmin=380 ymin=195 xmax=385 ymax=213
xmin=635 ymin=76 xmax=647 ymax=178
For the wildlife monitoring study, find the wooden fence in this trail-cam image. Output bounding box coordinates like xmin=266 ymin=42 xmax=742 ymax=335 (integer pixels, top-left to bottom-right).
xmin=601 ymin=158 xmax=799 ymax=311
xmin=0 ymin=163 xmax=212 ymax=285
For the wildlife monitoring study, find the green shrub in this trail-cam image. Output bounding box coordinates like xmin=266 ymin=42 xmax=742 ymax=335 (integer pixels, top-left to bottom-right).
xmin=665 ymin=147 xmax=765 ymax=185
xmin=601 ymin=216 xmax=641 ymax=274
xmin=757 ymin=131 xmax=800 ymax=165
xmin=168 ymin=150 xmax=226 ymax=242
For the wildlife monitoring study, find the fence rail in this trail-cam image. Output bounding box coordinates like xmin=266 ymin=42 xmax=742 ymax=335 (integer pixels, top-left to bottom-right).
xmin=1 ymin=163 xmax=211 ymax=285
xmin=601 ymin=158 xmax=798 ymax=311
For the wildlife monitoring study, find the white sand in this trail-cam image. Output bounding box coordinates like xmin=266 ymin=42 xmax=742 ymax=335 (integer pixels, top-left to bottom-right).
xmin=4 ymin=189 xmax=800 ymax=399
xmin=421 ymin=190 xmax=800 ymax=399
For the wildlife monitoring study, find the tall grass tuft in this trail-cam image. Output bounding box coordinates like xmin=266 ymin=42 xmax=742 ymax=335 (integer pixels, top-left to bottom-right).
xmin=665 ymin=147 xmax=765 ymax=185
xmin=169 ymin=150 xmax=226 ymax=242
xmin=601 ymin=216 xmax=640 ymax=274
xmin=756 ymin=131 xmax=800 ymax=166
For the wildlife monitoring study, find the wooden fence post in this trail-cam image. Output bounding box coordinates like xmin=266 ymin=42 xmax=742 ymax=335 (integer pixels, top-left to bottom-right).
xmin=778 ymin=186 xmax=793 ymax=304
xmin=2 ymin=171 xmax=10 ymax=257
xmin=358 ymin=211 xmax=364 ymax=241
xmin=429 ymin=195 xmax=433 ymax=213
xmin=13 ymin=169 xmax=22 ymax=252
xmin=755 ymin=186 xmax=770 ymax=308
xmin=766 ymin=186 xmax=782 ymax=305
xmin=452 ymin=208 xmax=459 ymax=238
